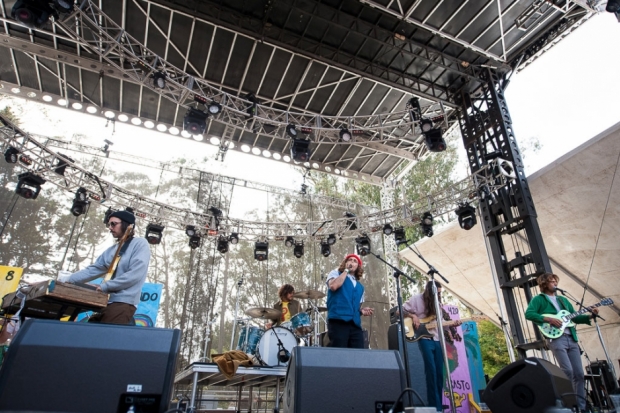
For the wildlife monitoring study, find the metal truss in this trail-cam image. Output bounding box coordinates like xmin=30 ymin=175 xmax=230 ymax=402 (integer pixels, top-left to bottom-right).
xmin=380 ymin=180 xmax=398 ymax=306
xmin=1 ymin=113 xmax=509 ymax=244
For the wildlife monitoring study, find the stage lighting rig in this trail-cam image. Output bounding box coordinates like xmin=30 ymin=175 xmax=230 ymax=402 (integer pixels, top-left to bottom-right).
xmin=217 ymin=236 xmax=229 ymax=253
xmin=185 ymin=225 xmax=197 ymax=237
xmin=382 ymin=223 xmax=393 ymax=235
xmin=344 ymin=212 xmax=357 ymax=230
xmin=420 ymin=118 xmax=433 ymax=133
xmin=145 ymin=223 xmax=165 ymax=245
xmin=284 ymin=236 xmax=295 ymax=248
xmin=455 ymin=203 xmax=477 ymax=230
xmin=293 ymin=241 xmax=304 ymax=258
xmin=151 ymin=71 xmax=166 ymax=89
xmin=70 ymin=187 xmax=90 ymax=217
xmin=54 ymin=153 xmax=75 ymax=176
xmin=320 ymin=241 xmax=331 ymax=257
xmin=286 ymin=124 xmax=298 ymax=138
xmin=207 ymin=101 xmax=222 ymax=115
xmin=607 ymin=0 xmax=620 ymax=19
xmin=339 ymin=128 xmax=352 ymax=142
xmin=424 ymin=128 xmax=446 ymax=152
xmin=420 ymin=212 xmax=434 ymax=237
xmin=355 ymin=234 xmax=371 ymax=256
xmin=4 ymin=147 xmax=19 ymax=163
xmin=229 ymin=232 xmax=239 ymax=245
xmin=327 ymin=233 xmax=337 ymax=245
xmin=183 ymin=108 xmax=208 ymax=135
xmin=15 ymin=172 xmax=45 ymax=200
xmin=246 ymin=93 xmax=258 ymax=119
xmin=11 ymin=0 xmax=63 ymax=29
xmin=394 ymin=227 xmax=406 ymax=245
xmin=254 ymin=240 xmax=269 ymax=261
xmin=189 ymin=235 xmax=201 ymax=249
xmin=290 ymin=138 xmax=311 ymax=162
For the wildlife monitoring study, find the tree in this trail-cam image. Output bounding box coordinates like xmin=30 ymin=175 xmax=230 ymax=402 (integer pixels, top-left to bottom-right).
xmin=477 ymin=320 xmax=512 ymax=378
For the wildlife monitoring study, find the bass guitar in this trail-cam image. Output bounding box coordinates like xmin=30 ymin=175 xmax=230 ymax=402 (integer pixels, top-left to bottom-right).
xmin=403 ymin=314 xmax=488 ymax=342
xmin=103 ymin=224 xmax=134 ymax=282
xmin=538 ymin=297 xmax=613 ymax=339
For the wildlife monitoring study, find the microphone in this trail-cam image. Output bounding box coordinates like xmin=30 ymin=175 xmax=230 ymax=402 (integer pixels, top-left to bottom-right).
xmin=278 ymin=348 xmax=290 ymax=363
xmin=554 ymin=286 xmax=567 ymax=294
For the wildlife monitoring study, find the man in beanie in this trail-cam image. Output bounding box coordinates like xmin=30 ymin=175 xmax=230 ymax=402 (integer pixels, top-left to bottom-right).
xmin=59 ymin=209 xmax=151 ymax=324
xmin=325 ymin=254 xmax=374 ymax=348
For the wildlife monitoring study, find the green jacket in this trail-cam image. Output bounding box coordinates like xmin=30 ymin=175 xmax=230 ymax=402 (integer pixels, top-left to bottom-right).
xmin=525 ymin=293 xmax=592 ymax=342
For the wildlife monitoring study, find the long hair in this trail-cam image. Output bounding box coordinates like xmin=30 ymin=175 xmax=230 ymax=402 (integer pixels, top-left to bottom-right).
xmin=537 ymin=272 xmax=559 ymax=293
xmin=337 ymin=257 xmax=364 ymax=280
xmin=422 ymin=280 xmax=441 ymax=318
xmin=278 ymin=284 xmax=295 ymax=301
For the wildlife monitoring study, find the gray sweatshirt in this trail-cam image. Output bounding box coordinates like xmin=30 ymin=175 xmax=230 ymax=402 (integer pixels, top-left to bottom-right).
xmin=68 ymin=237 xmax=151 ymax=306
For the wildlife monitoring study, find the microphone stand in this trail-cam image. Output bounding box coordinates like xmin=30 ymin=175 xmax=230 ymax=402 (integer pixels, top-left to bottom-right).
xmin=200 ymin=313 xmax=219 ymax=362
xmin=367 ymin=251 xmax=416 ymax=409
xmin=269 ymin=326 xmax=290 ymax=367
xmin=402 ymin=240 xmax=457 ymax=413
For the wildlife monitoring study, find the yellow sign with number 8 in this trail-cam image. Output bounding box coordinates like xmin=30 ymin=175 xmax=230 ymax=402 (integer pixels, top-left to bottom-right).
xmin=0 ymin=266 xmax=23 ymax=299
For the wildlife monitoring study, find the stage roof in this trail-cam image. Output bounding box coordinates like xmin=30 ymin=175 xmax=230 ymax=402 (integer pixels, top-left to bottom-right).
xmin=0 ymin=0 xmax=599 ymax=184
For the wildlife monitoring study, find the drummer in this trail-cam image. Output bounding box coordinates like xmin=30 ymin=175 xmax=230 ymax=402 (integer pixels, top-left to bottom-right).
xmin=265 ymin=284 xmax=301 ymax=329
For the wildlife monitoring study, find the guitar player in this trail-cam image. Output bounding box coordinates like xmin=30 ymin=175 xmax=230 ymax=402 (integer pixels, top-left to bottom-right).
xmin=58 ymin=209 xmax=151 ymax=325
xmin=525 ymin=272 xmax=598 ymax=412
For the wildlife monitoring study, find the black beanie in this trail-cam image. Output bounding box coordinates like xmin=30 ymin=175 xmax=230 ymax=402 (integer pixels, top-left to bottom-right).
xmin=109 ymin=210 xmax=136 ymax=225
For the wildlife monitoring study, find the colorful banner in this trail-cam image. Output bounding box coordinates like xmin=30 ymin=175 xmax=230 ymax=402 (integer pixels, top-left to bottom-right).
xmin=75 ymin=282 xmax=163 ymax=327
xmin=442 ymin=305 xmax=474 ymax=413
xmin=0 ymin=265 xmax=23 ymax=299
xmin=463 ymin=321 xmax=486 ymax=404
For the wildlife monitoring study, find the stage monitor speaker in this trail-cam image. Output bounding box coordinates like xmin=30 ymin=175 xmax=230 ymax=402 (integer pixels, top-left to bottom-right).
xmin=283 ymin=346 xmax=406 ymax=413
xmin=387 ymin=323 xmax=428 ymax=406
xmin=0 ymin=319 xmax=181 ymax=413
xmin=482 ymin=357 xmax=577 ymax=412
xmin=587 ymin=360 xmax=619 ymax=393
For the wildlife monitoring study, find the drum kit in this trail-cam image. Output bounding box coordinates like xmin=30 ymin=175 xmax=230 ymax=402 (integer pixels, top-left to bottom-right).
xmin=235 ymin=289 xmax=328 ymax=367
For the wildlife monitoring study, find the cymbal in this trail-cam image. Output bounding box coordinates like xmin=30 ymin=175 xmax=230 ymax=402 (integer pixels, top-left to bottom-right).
xmin=306 ymin=306 xmax=328 ymax=313
xmin=245 ymin=307 xmax=282 ymax=320
xmin=293 ymin=289 xmax=326 ymax=300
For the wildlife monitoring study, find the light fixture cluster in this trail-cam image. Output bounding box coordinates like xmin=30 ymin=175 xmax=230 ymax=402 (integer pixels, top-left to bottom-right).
xmin=254 ymin=240 xmax=269 ymax=261
xmin=355 ymin=234 xmax=371 ymax=256
xmin=455 ymin=203 xmax=477 ymax=230
xmin=182 ymin=95 xmax=223 ymax=137
xmin=11 ymin=0 xmax=73 ymax=29
xmin=408 ymin=98 xmax=446 ymax=153
xmin=420 ymin=212 xmax=434 ymax=237
xmin=70 ymin=187 xmax=90 ymax=217
xmin=146 ymin=223 xmax=165 ymax=245
xmin=15 ymin=172 xmax=45 ymax=200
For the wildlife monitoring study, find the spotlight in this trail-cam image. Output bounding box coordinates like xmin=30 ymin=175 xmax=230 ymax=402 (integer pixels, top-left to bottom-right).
xmin=355 ymin=234 xmax=371 ymax=256
xmin=70 ymin=187 xmax=90 ymax=217
xmin=382 ymin=223 xmax=393 ymax=235
xmin=254 ymin=241 xmax=269 ymax=261
xmin=189 ymin=235 xmax=201 ymax=249
xmin=344 ymin=212 xmax=357 ymax=230
xmin=320 ymin=241 xmax=331 ymax=257
xmin=145 ymin=223 xmax=165 ymax=245
xmin=293 ymin=241 xmax=304 ymax=258
xmin=286 ymin=124 xmax=298 ymax=138
xmin=229 ymin=232 xmax=239 ymax=244
xmin=424 ymin=129 xmax=446 ymax=152
xmin=4 ymin=147 xmax=19 ymax=163
xmin=246 ymin=93 xmax=258 ymax=118
xmin=455 ymin=203 xmax=477 ymax=230
xmin=11 ymin=0 xmax=56 ymax=29
xmin=327 ymin=233 xmax=337 ymax=245
xmin=217 ymin=236 xmax=229 ymax=253
xmin=54 ymin=153 xmax=75 ymax=176
xmin=183 ymin=108 xmax=208 ymax=135
xmin=420 ymin=118 xmax=433 ymax=133
xmin=151 ymin=71 xmax=166 ymax=89
xmin=339 ymin=128 xmax=352 ymax=142
xmin=208 ymin=101 xmax=222 ymax=115
xmin=185 ymin=225 xmax=197 ymax=237
xmin=15 ymin=172 xmax=45 ymax=200
xmin=284 ymin=236 xmax=295 ymax=248
xmin=290 ymin=138 xmax=311 ymax=162
xmin=394 ymin=227 xmax=406 ymax=245
xmin=420 ymin=212 xmax=433 ymax=237
xmin=53 ymin=0 xmax=73 ymax=13
xmin=607 ymin=0 xmax=620 ymax=13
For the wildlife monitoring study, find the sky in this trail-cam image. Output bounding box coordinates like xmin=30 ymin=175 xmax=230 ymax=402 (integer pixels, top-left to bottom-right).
xmin=2 ymin=12 xmax=619 ymax=200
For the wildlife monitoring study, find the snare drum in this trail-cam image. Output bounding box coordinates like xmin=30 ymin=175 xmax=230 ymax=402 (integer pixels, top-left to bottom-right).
xmin=237 ymin=326 xmax=263 ymax=355
xmin=290 ymin=312 xmax=313 ymax=336
xmin=256 ymin=327 xmax=297 ymax=366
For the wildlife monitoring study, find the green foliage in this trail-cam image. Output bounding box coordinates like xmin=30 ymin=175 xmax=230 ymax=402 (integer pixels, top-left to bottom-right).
xmin=477 ymin=320 xmax=512 ymax=378
xmin=0 ymin=106 xmax=20 ymax=126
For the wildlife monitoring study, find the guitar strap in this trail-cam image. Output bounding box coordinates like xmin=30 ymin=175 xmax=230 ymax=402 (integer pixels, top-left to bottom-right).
xmin=111 ymin=238 xmax=133 ymax=280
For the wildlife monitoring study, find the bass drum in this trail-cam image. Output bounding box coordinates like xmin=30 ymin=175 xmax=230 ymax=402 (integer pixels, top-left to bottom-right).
xmin=256 ymin=327 xmax=298 ymax=367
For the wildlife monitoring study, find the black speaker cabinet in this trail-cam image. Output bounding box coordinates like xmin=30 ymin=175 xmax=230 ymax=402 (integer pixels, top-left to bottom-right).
xmin=483 ymin=357 xmax=577 ymax=412
xmin=283 ymin=346 xmax=406 ymax=413
xmin=0 ymin=319 xmax=181 ymax=413
xmin=387 ymin=323 xmax=429 ymax=406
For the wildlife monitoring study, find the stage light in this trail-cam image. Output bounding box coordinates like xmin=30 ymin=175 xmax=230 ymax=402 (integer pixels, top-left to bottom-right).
xmin=286 ymin=124 xmax=298 ymax=138
xmin=54 ymin=0 xmax=73 ymax=13
xmin=284 ymin=236 xmax=295 ymax=248
xmin=607 ymin=0 xmax=620 ymax=12
xmin=246 ymin=93 xmax=258 ymax=118
xmin=189 ymin=235 xmax=201 ymax=249
xmin=455 ymin=203 xmax=477 ymax=230
xmin=15 ymin=172 xmax=45 ymax=200
xmin=355 ymin=234 xmax=371 ymax=256
xmin=4 ymin=147 xmax=19 ymax=163
xmin=11 ymin=0 xmax=55 ymax=29
xmin=229 ymin=232 xmax=239 ymax=244
xmin=382 ymin=223 xmax=393 ymax=235
xmin=344 ymin=212 xmax=357 ymax=230
xmin=145 ymin=223 xmax=165 ymax=245
xmin=424 ymin=128 xmax=446 ymax=152
xmin=327 ymin=233 xmax=337 ymax=245
xmin=217 ymin=236 xmax=229 ymax=253
xmin=54 ymin=153 xmax=74 ymax=176
xmin=320 ymin=241 xmax=331 ymax=257
xmin=420 ymin=212 xmax=433 ymax=237
xmin=293 ymin=241 xmax=304 ymax=258
xmin=185 ymin=225 xmax=197 ymax=237
xmin=420 ymin=118 xmax=433 ymax=133
xmin=207 ymin=101 xmax=222 ymax=115
xmin=394 ymin=227 xmax=406 ymax=245
xmin=151 ymin=71 xmax=166 ymax=89
xmin=183 ymin=108 xmax=208 ymax=135
xmin=209 ymin=206 xmax=222 ymax=231
xmin=71 ymin=188 xmax=90 ymax=217
xmin=290 ymin=138 xmax=311 ymax=162
xmin=339 ymin=128 xmax=352 ymax=142
xmin=254 ymin=241 xmax=269 ymax=261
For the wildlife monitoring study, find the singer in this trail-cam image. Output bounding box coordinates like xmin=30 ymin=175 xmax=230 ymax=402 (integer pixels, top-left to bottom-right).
xmin=525 ymin=272 xmax=598 ymax=411
xmin=325 ymin=254 xmax=374 ymax=348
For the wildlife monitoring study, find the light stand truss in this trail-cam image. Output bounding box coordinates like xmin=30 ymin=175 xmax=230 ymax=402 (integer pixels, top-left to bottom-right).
xmin=1 ymin=113 xmax=509 ymax=244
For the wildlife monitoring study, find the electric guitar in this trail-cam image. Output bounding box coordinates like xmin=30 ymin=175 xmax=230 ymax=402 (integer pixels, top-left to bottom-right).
xmin=103 ymin=224 xmax=134 ymax=282
xmin=403 ymin=314 xmax=488 ymax=342
xmin=538 ymin=298 xmax=613 ymax=339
